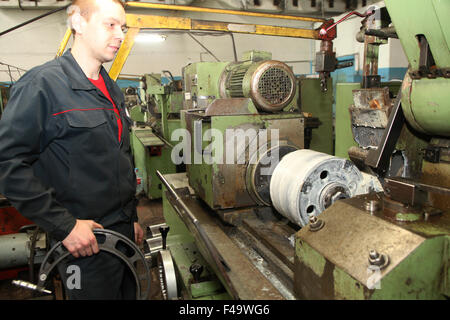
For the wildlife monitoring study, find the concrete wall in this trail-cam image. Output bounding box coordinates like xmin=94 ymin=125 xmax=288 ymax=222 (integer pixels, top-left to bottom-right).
xmin=0 ymin=6 xmax=317 ymax=83
xmin=0 ymin=1 xmax=409 ymax=84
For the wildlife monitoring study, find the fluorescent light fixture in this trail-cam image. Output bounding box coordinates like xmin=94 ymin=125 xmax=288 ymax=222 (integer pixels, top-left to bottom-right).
xmin=134 ymin=34 xmax=167 ymax=43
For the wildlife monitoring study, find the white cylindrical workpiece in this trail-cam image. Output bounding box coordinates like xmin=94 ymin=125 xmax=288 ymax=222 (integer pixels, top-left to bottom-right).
xmin=270 ymin=149 xmax=366 ymax=227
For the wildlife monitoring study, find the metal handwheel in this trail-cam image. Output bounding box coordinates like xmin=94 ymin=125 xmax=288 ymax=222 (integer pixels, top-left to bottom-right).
xmin=13 ymin=229 xmax=151 ymax=300
xmin=157 ymin=249 xmax=178 ymax=300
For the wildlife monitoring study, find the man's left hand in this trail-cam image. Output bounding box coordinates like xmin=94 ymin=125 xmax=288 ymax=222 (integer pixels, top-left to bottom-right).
xmin=134 ymin=222 xmax=144 ymax=245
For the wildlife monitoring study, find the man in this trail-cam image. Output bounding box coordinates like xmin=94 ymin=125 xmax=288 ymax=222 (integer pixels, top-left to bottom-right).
xmin=0 ymin=0 xmax=144 ymax=299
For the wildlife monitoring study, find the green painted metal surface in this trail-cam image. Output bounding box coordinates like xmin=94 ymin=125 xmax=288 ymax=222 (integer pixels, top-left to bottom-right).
xmin=332 ymin=265 xmax=367 ymax=300
xmin=162 ymin=191 xmax=231 ymax=299
xmin=129 ymin=73 xmax=184 ymax=199
xmin=384 ymin=0 xmax=450 ymax=70
xmin=241 ymin=50 xmax=272 ymax=61
xmin=335 ymin=83 xmax=360 ymax=159
xmin=395 ymin=213 xmax=421 ymax=222
xmin=129 ymin=105 xmax=146 ymax=123
xmin=370 ymin=236 xmax=448 ymax=300
xmin=295 ymin=240 xmax=326 ymax=278
xmin=162 ymin=186 xmax=195 ymax=247
xmin=169 ymin=242 xmax=231 ymax=300
xmin=297 ymin=234 xmax=449 ymax=299
xmin=182 ymin=62 xmax=229 ymax=109
xmin=401 ymin=75 xmax=450 ymax=136
xmin=186 ymin=111 xmax=306 ymax=209
xmin=385 ymin=0 xmax=450 ymax=137
xmin=295 ymin=204 xmax=450 ymax=300
xmin=300 ymin=78 xmax=333 ymax=155
xmin=131 ymin=127 xmax=176 ymax=199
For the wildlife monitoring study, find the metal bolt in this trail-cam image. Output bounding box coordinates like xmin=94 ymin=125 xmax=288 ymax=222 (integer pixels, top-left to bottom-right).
xmin=369 ymin=250 xmax=379 ymax=260
xmin=39 ymin=274 xmax=47 ymax=282
xmin=365 ymin=200 xmax=380 ymax=213
xmin=368 ymin=249 xmax=389 ymax=269
xmin=308 ymin=214 xmax=325 ymax=232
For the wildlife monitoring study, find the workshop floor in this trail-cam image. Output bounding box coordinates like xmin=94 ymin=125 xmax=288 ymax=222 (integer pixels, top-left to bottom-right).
xmin=0 ymin=198 xmax=165 ymax=300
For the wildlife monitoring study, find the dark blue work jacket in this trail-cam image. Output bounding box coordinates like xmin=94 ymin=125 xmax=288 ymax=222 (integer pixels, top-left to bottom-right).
xmin=0 ymin=50 xmax=137 ymax=241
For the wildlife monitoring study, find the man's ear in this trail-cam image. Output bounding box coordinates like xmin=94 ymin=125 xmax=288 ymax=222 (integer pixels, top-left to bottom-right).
xmin=71 ymin=12 xmax=86 ymax=35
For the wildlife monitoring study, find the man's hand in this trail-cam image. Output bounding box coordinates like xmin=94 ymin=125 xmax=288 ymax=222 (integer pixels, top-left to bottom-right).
xmin=62 ymin=219 xmax=103 ymax=258
xmin=134 ymin=222 xmax=144 ymax=246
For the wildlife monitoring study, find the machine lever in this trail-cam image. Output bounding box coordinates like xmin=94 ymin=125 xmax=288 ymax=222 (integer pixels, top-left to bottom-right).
xmin=159 ymin=226 xmax=170 ymax=250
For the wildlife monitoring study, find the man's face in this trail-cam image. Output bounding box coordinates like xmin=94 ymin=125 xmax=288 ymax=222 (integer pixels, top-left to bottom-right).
xmin=77 ymin=0 xmax=126 ymax=64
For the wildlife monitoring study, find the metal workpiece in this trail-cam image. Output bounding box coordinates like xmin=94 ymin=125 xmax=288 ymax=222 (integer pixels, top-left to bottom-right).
xmin=11 ymin=280 xmax=51 ymax=295
xmin=350 ymin=87 xmax=392 ymax=149
xmin=270 ymin=149 xmax=381 ymax=227
xmin=220 ymin=59 xmax=297 ymax=112
xmin=294 ymin=196 xmax=450 ymax=299
xmin=0 ymin=231 xmax=46 ymax=270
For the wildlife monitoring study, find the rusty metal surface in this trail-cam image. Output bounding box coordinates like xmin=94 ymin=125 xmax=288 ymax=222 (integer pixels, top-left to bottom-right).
xmin=205 ymin=98 xmax=253 ymax=116
xmin=348 ymin=146 xmax=369 ymax=169
xmin=163 ymin=173 xmax=285 ymax=300
xmin=230 ymin=225 xmax=295 ymax=299
xmin=385 ymin=177 xmax=427 ymax=206
xmin=421 ymin=161 xmax=450 ymax=212
xmin=350 ymin=87 xmax=392 ymax=149
xmin=365 ymin=92 xmax=405 ymax=172
xmin=296 ymin=199 xmax=426 ymax=287
xmin=242 ymin=216 xmax=295 ymax=271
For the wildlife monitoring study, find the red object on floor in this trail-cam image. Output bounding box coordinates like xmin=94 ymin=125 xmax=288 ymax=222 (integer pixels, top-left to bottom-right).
xmin=0 ymin=206 xmax=34 ymax=236
xmin=0 ymin=267 xmax=28 ymax=281
xmin=0 ymin=204 xmax=34 ymax=280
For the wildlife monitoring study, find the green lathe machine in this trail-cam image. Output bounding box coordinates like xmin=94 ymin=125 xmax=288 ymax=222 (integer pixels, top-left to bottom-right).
xmin=144 ymin=0 xmax=449 ymax=300
xmin=139 ymin=50 xmax=336 ymax=299
xmin=127 ymin=73 xmax=184 ymax=199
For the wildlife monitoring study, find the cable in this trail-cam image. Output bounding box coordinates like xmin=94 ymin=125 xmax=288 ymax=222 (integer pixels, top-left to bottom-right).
xmin=0 ymin=4 xmax=70 ymax=37
xmin=187 ymin=32 xmax=221 ymax=62
xmin=229 ymin=33 xmax=238 ymax=62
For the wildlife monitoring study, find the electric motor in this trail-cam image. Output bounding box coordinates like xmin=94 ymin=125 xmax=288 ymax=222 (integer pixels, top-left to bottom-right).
xmin=219 ymin=60 xmax=297 ymax=113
